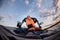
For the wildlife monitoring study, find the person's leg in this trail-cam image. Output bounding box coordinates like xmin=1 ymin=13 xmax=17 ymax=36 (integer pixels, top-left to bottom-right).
xmin=20 ymin=28 xmax=29 ymax=35
xmin=32 ymin=31 xmax=40 ymax=35
xmin=31 ymin=29 xmax=43 ymax=35
xmin=43 ymin=30 xmax=48 ymax=33
xmin=14 ymin=28 xmax=23 ymax=34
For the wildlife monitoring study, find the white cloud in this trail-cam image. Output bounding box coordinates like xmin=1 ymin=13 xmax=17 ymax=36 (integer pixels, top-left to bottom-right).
xmin=8 ymin=0 xmax=16 ymax=6
xmin=56 ymin=0 xmax=60 ymax=15
xmin=25 ymin=0 xmax=29 ymax=5
xmin=0 ymin=14 xmax=15 ymax=27
xmin=28 ymin=9 xmax=33 ymax=14
xmin=54 ymin=0 xmax=60 ymax=20
xmin=36 ymin=0 xmax=42 ymax=8
xmin=0 ymin=15 xmax=5 ymax=21
xmin=38 ymin=8 xmax=54 ymax=17
xmin=0 ymin=14 xmax=6 ymax=25
xmin=8 ymin=13 xmax=14 ymax=19
xmin=39 ymin=8 xmax=52 ymax=14
xmin=56 ymin=0 xmax=60 ymax=7
xmin=41 ymin=15 xmax=55 ymax=26
xmin=39 ymin=0 xmax=60 ymax=26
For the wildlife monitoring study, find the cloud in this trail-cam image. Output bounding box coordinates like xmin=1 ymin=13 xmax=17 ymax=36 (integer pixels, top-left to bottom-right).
xmin=8 ymin=0 xmax=16 ymax=6
xmin=36 ymin=0 xmax=57 ymax=17
xmin=0 ymin=14 xmax=7 ymax=25
xmin=28 ymin=9 xmax=33 ymax=14
xmin=0 ymin=15 xmax=5 ymax=21
xmin=41 ymin=15 xmax=56 ymax=26
xmin=39 ymin=8 xmax=52 ymax=13
xmin=53 ymin=0 xmax=60 ymax=14
xmin=40 ymin=0 xmax=60 ymax=26
xmin=8 ymin=13 xmax=14 ymax=19
xmin=53 ymin=0 xmax=60 ymax=20
xmin=39 ymin=0 xmax=60 ymax=19
xmin=56 ymin=0 xmax=60 ymax=7
xmin=0 ymin=14 xmax=15 ymax=26
xmin=56 ymin=0 xmax=60 ymax=14
xmin=25 ymin=0 xmax=29 ymax=5
xmin=36 ymin=0 xmax=42 ymax=8
xmin=39 ymin=8 xmax=54 ymax=17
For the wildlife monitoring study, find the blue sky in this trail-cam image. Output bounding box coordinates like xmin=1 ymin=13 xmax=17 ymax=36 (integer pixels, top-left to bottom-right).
xmin=0 ymin=0 xmax=56 ymax=27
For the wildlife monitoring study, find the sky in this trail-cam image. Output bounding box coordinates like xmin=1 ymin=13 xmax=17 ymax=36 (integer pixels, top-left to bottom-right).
xmin=0 ymin=0 xmax=58 ymax=27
